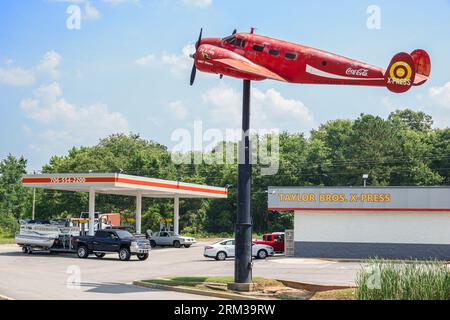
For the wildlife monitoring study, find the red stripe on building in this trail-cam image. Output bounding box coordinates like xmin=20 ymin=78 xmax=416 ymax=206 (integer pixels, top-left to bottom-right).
xmin=22 ymin=178 xmax=52 ymax=183
xmin=116 ymin=178 xmax=227 ymax=196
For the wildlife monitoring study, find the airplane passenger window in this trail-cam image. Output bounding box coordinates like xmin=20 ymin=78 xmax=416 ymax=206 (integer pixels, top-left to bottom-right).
xmin=285 ymin=52 xmax=297 ymax=60
xmin=253 ymin=44 xmax=264 ymax=52
xmin=269 ymin=49 xmax=280 ymax=56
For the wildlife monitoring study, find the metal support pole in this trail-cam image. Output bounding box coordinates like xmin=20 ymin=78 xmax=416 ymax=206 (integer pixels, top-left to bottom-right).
xmin=235 ymin=79 xmax=253 ymax=284
xmin=136 ymin=192 xmax=142 ymax=234
xmin=32 ymin=188 xmax=36 ymax=220
xmin=174 ymin=196 xmax=180 ymax=234
xmin=88 ymin=187 xmax=95 ymax=236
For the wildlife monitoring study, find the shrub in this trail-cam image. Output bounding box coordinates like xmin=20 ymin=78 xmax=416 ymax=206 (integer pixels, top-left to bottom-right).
xmin=356 ymin=258 xmax=450 ymax=300
xmin=0 ymin=213 xmax=19 ymax=237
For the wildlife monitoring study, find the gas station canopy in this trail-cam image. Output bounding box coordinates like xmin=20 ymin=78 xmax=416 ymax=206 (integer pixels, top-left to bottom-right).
xmin=22 ymin=173 xmax=228 ymax=198
xmin=22 ymin=173 xmax=228 ymax=235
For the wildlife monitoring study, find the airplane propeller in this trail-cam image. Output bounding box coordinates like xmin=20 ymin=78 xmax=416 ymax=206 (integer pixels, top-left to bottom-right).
xmin=190 ymin=28 xmax=203 ymax=86
xmin=190 ymin=29 xmax=237 ymax=85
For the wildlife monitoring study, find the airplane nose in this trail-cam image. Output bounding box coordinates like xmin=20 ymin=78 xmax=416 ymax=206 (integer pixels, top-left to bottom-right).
xmin=199 ymin=37 xmax=221 ymax=47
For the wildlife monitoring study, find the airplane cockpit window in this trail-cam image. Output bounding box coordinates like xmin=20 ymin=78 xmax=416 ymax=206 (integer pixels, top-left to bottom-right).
xmin=225 ymin=36 xmax=245 ymax=48
xmin=226 ymin=36 xmax=237 ymax=45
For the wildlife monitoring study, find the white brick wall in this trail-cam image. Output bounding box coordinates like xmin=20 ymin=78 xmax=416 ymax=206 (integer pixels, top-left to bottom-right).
xmin=294 ymin=211 xmax=450 ymax=244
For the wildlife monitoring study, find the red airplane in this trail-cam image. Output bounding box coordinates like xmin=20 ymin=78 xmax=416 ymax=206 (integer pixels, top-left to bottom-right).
xmin=190 ymin=29 xmax=431 ymax=93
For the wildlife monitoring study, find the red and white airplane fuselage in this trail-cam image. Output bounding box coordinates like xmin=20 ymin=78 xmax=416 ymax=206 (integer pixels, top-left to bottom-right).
xmin=192 ymin=31 xmax=431 ymax=94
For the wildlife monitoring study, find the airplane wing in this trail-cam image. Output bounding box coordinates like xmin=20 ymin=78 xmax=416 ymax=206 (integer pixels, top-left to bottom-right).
xmin=214 ymin=58 xmax=287 ymax=82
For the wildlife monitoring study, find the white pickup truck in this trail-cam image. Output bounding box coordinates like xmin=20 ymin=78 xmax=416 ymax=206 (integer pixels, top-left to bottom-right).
xmin=148 ymin=231 xmax=196 ymax=248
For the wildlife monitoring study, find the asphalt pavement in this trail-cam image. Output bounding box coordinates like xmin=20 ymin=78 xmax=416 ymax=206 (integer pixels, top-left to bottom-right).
xmin=0 ymin=242 xmax=361 ymax=300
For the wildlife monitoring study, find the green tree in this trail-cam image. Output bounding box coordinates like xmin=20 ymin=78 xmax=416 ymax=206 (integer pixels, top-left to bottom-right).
xmin=388 ymin=109 xmax=433 ymax=132
xmin=8 ymin=111 xmax=446 ymax=237
xmin=0 ymin=155 xmax=31 ymax=234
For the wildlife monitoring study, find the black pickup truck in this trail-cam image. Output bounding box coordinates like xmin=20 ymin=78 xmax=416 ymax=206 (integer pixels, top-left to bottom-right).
xmin=72 ymin=229 xmax=151 ymax=261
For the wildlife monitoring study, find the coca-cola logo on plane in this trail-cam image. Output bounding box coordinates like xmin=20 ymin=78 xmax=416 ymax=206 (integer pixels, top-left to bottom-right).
xmin=346 ymin=67 xmax=369 ymax=77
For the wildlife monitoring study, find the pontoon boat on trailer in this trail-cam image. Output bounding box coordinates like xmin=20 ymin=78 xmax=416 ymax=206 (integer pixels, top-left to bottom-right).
xmin=16 ymin=220 xmax=80 ymax=253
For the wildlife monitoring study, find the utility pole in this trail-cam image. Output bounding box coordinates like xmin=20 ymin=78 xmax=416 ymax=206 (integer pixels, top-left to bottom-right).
xmin=231 ymin=79 xmax=253 ymax=291
xmin=32 ymin=188 xmax=36 ymax=220
xmin=32 ymin=170 xmax=36 ymax=220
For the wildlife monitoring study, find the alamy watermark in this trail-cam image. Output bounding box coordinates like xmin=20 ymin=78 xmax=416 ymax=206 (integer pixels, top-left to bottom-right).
xmin=66 ymin=5 xmax=82 ymax=30
xmin=361 ymin=265 xmax=382 ymax=290
xmin=66 ymin=265 xmax=81 ymax=290
xmin=170 ymin=121 xmax=280 ymax=176
xmin=366 ymin=5 xmax=382 ymax=30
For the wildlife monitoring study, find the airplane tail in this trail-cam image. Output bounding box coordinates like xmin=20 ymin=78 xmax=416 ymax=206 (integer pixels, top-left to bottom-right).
xmin=410 ymin=49 xmax=431 ymax=86
xmin=384 ymin=50 xmax=431 ymax=93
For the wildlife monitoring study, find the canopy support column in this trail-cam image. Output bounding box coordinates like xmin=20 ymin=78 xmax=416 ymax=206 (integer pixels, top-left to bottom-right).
xmin=136 ymin=192 xmax=142 ymax=234
xmin=174 ymin=196 xmax=180 ymax=234
xmin=88 ymin=187 xmax=95 ymax=236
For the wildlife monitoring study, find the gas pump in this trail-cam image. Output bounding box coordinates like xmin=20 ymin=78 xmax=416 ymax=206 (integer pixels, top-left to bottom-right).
xmin=160 ymin=218 xmax=173 ymax=232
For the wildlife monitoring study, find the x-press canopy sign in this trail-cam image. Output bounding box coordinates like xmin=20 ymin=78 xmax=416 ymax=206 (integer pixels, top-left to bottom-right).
xmin=22 ymin=173 xmax=228 ymax=199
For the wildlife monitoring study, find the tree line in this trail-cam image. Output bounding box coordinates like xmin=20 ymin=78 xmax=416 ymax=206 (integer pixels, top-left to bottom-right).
xmin=1 ymin=109 xmax=449 ymax=237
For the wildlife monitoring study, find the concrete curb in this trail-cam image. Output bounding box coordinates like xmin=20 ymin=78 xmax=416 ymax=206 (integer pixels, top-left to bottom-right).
xmin=133 ymin=280 xmax=273 ymax=301
xmin=276 ymin=279 xmax=356 ymax=292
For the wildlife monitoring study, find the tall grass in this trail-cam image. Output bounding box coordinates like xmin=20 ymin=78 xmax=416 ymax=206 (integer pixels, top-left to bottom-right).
xmin=356 ymin=258 xmax=450 ymax=300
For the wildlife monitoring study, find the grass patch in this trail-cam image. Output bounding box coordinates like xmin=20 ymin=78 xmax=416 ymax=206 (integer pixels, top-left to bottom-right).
xmin=311 ymin=288 xmax=356 ymax=300
xmin=144 ymin=276 xmax=281 ymax=288
xmin=356 ymin=259 xmax=450 ymax=300
xmin=0 ymin=237 xmax=15 ymax=245
xmin=142 ymin=277 xmax=357 ymax=300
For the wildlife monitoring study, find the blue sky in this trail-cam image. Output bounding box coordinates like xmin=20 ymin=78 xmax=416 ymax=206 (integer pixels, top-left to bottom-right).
xmin=1 ymin=0 xmax=450 ymax=171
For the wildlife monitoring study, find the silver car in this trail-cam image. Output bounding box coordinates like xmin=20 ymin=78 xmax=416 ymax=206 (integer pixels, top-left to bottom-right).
xmin=149 ymin=231 xmax=196 ymax=248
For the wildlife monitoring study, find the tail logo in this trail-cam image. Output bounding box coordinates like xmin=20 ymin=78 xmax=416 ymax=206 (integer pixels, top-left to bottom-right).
xmin=388 ymin=61 xmax=412 ymax=86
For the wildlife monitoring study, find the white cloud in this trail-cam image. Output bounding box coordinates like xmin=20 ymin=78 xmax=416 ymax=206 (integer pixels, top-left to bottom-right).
xmin=50 ymin=0 xmax=140 ymax=22
xmin=37 ymin=50 xmax=62 ymax=79
xmin=429 ymin=82 xmax=450 ymax=109
xmin=20 ymin=82 xmax=129 ymax=149
xmin=169 ymin=100 xmax=188 ymax=120
xmin=102 ymin=0 xmax=140 ymax=5
xmin=0 ymin=67 xmax=35 ymax=86
xmin=136 ymin=44 xmax=195 ymax=78
xmin=182 ymin=0 xmax=212 ymax=8
xmin=0 ymin=50 xmax=62 ymax=86
xmin=135 ymin=54 xmax=155 ymax=66
xmin=202 ymin=84 xmax=241 ymax=122
xmin=84 ymin=2 xmax=101 ymax=20
xmin=161 ymin=44 xmax=195 ymax=77
xmin=202 ymin=83 xmax=315 ymax=131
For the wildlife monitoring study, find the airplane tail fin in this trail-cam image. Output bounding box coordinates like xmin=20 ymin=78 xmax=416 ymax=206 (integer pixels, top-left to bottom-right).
xmin=384 ymin=52 xmax=415 ymax=93
xmin=410 ymin=49 xmax=431 ymax=86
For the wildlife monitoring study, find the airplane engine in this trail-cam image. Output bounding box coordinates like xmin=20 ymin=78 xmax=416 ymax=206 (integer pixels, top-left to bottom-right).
xmin=195 ymin=44 xmax=266 ymax=81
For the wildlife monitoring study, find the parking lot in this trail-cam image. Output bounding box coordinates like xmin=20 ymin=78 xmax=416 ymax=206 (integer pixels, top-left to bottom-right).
xmin=0 ymin=242 xmax=360 ymax=300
